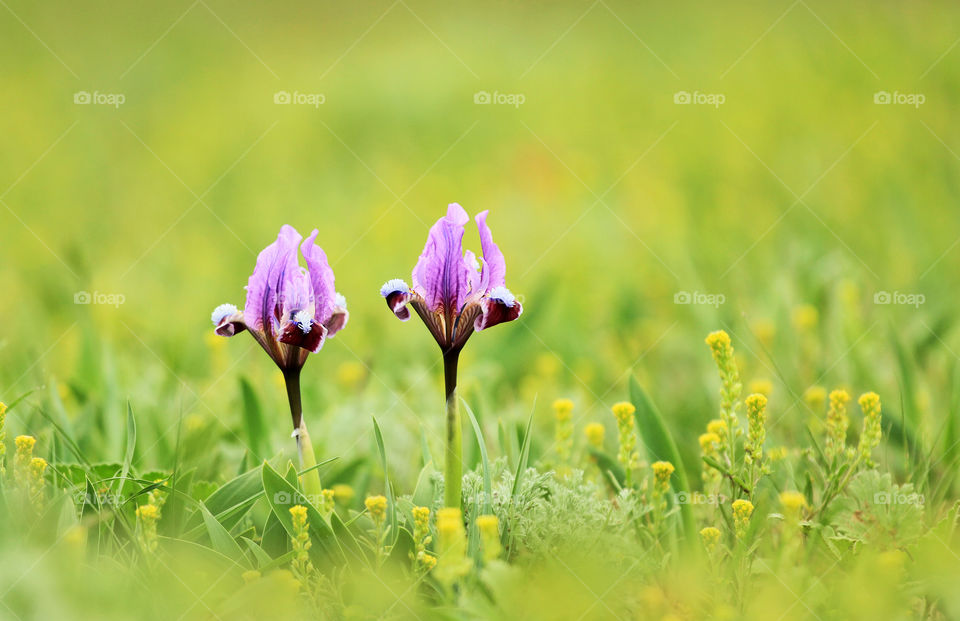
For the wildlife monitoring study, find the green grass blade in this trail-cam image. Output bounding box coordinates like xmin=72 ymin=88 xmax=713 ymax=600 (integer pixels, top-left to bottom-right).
xmin=511 ymin=396 xmax=537 ymax=500
xmin=372 ymin=416 xmax=399 ymax=547
xmin=118 ymin=402 xmax=136 ymax=490
xmin=629 ymin=376 xmax=697 ymax=546
xmin=462 ymin=398 xmax=493 ymax=514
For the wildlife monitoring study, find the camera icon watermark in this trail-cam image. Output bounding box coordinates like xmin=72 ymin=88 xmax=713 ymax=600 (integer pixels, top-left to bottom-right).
xmin=873 ymin=491 xmax=924 ymax=506
xmin=473 ymin=90 xmax=525 ymax=108
xmin=874 ymin=90 xmax=925 ymax=108
xmin=873 ymin=290 xmax=925 ymax=308
xmin=274 ymin=90 xmax=325 ymax=108
xmin=273 ymin=490 xmax=327 ymax=506
xmin=674 ymin=491 xmax=728 ymax=505
xmin=674 ymin=290 xmax=725 ymax=308
xmin=74 ymin=90 xmax=126 ymax=108
xmin=674 ymin=90 xmax=725 ymax=108
xmin=74 ymin=291 xmax=125 ymax=308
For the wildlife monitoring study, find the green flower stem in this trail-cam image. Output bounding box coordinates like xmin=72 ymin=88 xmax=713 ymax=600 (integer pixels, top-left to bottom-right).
xmin=443 ymin=349 xmax=462 ymax=508
xmin=284 ymin=369 xmax=322 ymax=503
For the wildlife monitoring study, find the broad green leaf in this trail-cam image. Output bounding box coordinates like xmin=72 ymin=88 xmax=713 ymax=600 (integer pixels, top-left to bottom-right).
xmin=200 ymin=501 xmax=248 ymax=566
xmin=261 ymin=461 xmax=345 ymax=567
xmin=239 ymin=378 xmax=270 ymax=462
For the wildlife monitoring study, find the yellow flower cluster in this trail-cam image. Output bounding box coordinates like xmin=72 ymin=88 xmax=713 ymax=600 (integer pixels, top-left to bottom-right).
xmin=651 ymin=461 xmax=674 ymax=515
xmin=13 ymin=435 xmax=46 ymax=511
xmin=779 ymin=491 xmax=807 ymax=524
xmin=435 ymin=508 xmax=471 ymax=585
xmin=699 ymin=526 xmax=721 ymax=554
xmin=476 ymin=514 xmax=501 ymax=562
xmin=651 ymin=460 xmax=675 ymax=484
xmin=365 ymin=495 xmax=388 ymax=526
xmin=744 ymin=393 xmax=767 ymax=465
xmin=857 ymin=392 xmax=882 ymax=467
xmin=825 ymin=389 xmax=850 ymax=460
xmin=316 ymin=488 xmax=335 ymax=517
xmin=289 ymin=505 xmax=316 ymax=591
xmin=611 ymin=402 xmax=639 ymax=482
xmin=411 ymin=506 xmax=435 ymax=571
xmin=136 ymin=503 xmax=160 ymax=553
xmin=791 ymin=304 xmax=818 ymax=331
xmin=332 ymin=483 xmax=354 ymax=505
xmin=699 ymin=428 xmax=722 ymax=487
xmin=804 ymin=386 xmax=827 ymax=412
xmin=731 ymin=499 xmax=754 ymax=539
xmin=705 ymin=331 xmax=741 ymax=443
xmin=552 ymin=398 xmax=574 ymax=470
xmin=584 ymin=422 xmax=605 ymax=449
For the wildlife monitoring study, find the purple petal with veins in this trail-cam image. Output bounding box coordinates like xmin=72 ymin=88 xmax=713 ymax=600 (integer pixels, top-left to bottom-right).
xmin=475 ymin=210 xmax=506 ymax=290
xmin=412 ymin=203 xmax=472 ymax=314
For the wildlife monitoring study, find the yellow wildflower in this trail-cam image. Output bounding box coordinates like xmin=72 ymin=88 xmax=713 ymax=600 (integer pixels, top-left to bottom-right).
xmin=792 ymin=305 xmax=818 ymax=331
xmin=476 ymin=514 xmax=501 ymax=561
xmin=744 ymin=393 xmax=767 ymax=464
xmin=857 ymin=392 xmax=882 ymax=467
xmin=700 ymin=526 xmax=721 ymax=554
xmin=553 ymin=399 xmax=574 ymax=470
xmin=826 ymin=389 xmax=850 ymax=460
xmin=365 ymin=495 xmax=388 ymax=525
xmin=584 ymin=422 xmax=605 ymax=449
xmin=732 ymin=499 xmax=754 ymax=539
xmin=611 ymin=402 xmax=639 ymax=483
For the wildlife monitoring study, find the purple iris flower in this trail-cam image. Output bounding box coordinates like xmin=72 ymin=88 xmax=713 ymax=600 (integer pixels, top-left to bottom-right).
xmin=379 ymin=203 xmax=522 ymax=508
xmin=379 ymin=203 xmax=522 ymax=352
xmin=211 ymin=224 xmax=347 ymax=474
xmin=211 ymin=225 xmax=348 ymax=374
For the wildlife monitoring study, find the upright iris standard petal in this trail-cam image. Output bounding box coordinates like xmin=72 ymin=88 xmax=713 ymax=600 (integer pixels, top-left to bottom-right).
xmin=300 ymin=230 xmax=337 ymax=325
xmin=244 ymin=225 xmax=303 ymax=336
xmin=412 ymin=203 xmax=472 ymax=315
xmin=475 ymin=210 xmax=506 ymax=289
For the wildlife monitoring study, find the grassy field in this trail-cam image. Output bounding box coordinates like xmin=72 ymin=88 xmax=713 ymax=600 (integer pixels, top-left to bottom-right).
xmin=2 ymin=0 xmax=960 ymax=619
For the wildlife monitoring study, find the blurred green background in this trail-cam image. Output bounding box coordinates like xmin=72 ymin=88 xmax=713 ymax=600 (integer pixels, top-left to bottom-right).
xmin=2 ymin=0 xmax=959 ymax=486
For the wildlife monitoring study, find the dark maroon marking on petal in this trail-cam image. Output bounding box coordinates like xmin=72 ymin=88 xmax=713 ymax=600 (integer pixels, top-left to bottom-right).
xmin=385 ymin=290 xmax=414 ymax=321
xmin=215 ymin=312 xmax=247 ymax=337
xmin=279 ymin=319 xmax=328 ymax=354
xmin=323 ymin=308 xmax=349 ymax=337
xmin=474 ymin=298 xmax=522 ymax=332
